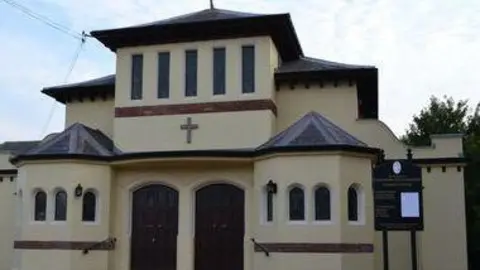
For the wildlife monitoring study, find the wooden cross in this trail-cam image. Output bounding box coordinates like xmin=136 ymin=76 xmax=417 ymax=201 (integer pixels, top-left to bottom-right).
xmin=180 ymin=117 xmax=199 ymax=144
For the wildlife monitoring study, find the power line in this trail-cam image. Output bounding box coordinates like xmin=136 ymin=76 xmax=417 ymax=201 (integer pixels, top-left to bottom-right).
xmin=1 ymin=0 xmax=85 ymax=40
xmin=40 ymin=35 xmax=86 ymax=137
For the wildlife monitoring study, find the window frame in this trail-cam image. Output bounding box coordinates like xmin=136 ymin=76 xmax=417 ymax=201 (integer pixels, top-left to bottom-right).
xmin=157 ymin=51 xmax=170 ymax=99
xmin=82 ymin=189 xmax=99 ymax=224
xmin=52 ymin=189 xmax=68 ymax=223
xmin=131 ymin=54 xmax=143 ymax=100
xmin=347 ymin=184 xmax=365 ymax=225
xmin=32 ymin=189 xmax=47 ymax=223
xmin=313 ymin=184 xmax=332 ymax=224
xmin=260 ymin=186 xmax=274 ymax=225
xmin=185 ymin=49 xmax=198 ymax=97
xmin=287 ymin=184 xmax=307 ymax=224
xmin=213 ymin=47 xmax=226 ymax=95
xmin=241 ymin=45 xmax=255 ymax=94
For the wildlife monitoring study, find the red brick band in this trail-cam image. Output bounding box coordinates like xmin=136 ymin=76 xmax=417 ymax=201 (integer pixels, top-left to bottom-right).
xmin=115 ymin=99 xmax=277 ymax=117
xmin=13 ymin=240 xmax=115 ymax=251
xmin=254 ymin=243 xmax=374 ymax=253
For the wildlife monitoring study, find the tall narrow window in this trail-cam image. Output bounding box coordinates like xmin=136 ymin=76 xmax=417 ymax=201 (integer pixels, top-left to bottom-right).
xmin=185 ymin=50 xmax=198 ymax=97
xmin=34 ymin=190 xmax=46 ymax=221
xmin=82 ymin=191 xmax=97 ymax=222
xmin=266 ymin=191 xmax=273 ymax=222
xmin=131 ymin=54 xmax=143 ymax=100
xmin=348 ymin=185 xmax=359 ymax=221
xmin=242 ymin=45 xmax=255 ymax=93
xmin=54 ymin=190 xmax=67 ymax=221
xmin=213 ymin=48 xmax=226 ymax=95
xmin=157 ymin=52 xmax=170 ymax=98
xmin=315 ymin=186 xmax=331 ymax=221
xmin=289 ymin=186 xmax=305 ymax=221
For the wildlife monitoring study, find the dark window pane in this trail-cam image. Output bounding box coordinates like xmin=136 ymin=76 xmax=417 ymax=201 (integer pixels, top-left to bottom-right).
xmin=266 ymin=191 xmax=273 ymax=222
xmin=289 ymin=187 xmax=304 ymax=220
xmin=55 ymin=190 xmax=67 ymax=221
xmin=131 ymin=54 xmax=143 ymax=100
xmin=242 ymin=45 xmax=255 ymax=93
xmin=213 ymin=48 xmax=226 ymax=95
xmin=185 ymin=50 xmax=197 ymax=97
xmin=348 ymin=186 xmax=358 ymax=221
xmin=82 ymin=192 xmax=96 ymax=222
xmin=34 ymin=191 xmax=46 ymax=221
xmin=158 ymin=52 xmax=170 ymax=98
xmin=315 ymin=187 xmax=331 ymax=220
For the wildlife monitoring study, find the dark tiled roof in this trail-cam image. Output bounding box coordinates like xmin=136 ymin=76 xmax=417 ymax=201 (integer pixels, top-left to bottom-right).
xmin=43 ymin=75 xmax=115 ymax=90
xmin=276 ymin=57 xmax=374 ymax=74
xmin=134 ymin=8 xmax=265 ymax=28
xmin=41 ymin=75 xmax=115 ymax=103
xmin=22 ymin=123 xmax=121 ymax=157
xmin=257 ymin=111 xmax=367 ymax=150
xmin=0 ymin=141 xmax=40 ymax=155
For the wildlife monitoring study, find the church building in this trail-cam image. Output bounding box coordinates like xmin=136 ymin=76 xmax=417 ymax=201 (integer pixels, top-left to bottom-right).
xmin=0 ymin=6 xmax=468 ymax=270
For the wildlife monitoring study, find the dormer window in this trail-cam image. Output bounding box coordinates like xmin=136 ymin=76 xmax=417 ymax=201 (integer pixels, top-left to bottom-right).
xmin=242 ymin=45 xmax=255 ymax=93
xmin=131 ymin=54 xmax=143 ymax=100
xmin=185 ymin=50 xmax=198 ymax=97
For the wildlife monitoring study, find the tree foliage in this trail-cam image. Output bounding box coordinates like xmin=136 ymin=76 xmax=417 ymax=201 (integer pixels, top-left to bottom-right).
xmin=402 ymin=95 xmax=480 ymax=270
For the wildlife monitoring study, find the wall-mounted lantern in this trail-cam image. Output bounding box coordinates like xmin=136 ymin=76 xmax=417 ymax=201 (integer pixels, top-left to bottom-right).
xmin=266 ymin=180 xmax=277 ymax=194
xmin=75 ymin=184 xmax=83 ymax=198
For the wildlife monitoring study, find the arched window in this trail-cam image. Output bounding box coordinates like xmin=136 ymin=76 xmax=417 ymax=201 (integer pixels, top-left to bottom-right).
xmin=54 ymin=190 xmax=67 ymax=221
xmin=82 ymin=191 xmax=97 ymax=222
xmin=314 ymin=186 xmax=331 ymax=221
xmin=289 ymin=186 xmax=305 ymax=221
xmin=348 ymin=185 xmax=359 ymax=221
xmin=34 ymin=190 xmax=47 ymax=221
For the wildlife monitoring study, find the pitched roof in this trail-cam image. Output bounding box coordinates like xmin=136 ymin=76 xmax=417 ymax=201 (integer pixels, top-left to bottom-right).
xmin=20 ymin=123 xmax=120 ymax=157
xmin=257 ymin=111 xmax=367 ymax=150
xmin=276 ymin=57 xmax=374 ymax=74
xmin=0 ymin=141 xmax=40 ymax=155
xmin=41 ymin=75 xmax=115 ymax=103
xmin=90 ymin=8 xmax=303 ymax=61
xmin=133 ymin=8 xmax=266 ymax=28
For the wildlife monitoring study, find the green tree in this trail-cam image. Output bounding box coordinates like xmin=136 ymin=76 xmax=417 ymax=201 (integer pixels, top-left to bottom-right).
xmin=402 ymin=95 xmax=480 ymax=270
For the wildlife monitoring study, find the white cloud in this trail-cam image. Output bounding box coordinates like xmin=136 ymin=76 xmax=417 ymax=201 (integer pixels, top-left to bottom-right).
xmin=1 ymin=0 xmax=479 ymax=143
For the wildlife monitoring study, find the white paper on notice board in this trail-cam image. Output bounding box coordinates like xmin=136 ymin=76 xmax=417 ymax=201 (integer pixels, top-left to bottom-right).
xmin=401 ymin=192 xmax=420 ymax=218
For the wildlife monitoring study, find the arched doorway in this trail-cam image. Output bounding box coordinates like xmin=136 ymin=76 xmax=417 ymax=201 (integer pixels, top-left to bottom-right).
xmin=194 ymin=183 xmax=245 ymax=270
xmin=130 ymin=184 xmax=179 ymax=270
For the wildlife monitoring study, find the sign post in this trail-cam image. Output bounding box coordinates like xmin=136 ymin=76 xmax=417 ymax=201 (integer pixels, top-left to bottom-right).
xmin=373 ymin=150 xmax=423 ymax=270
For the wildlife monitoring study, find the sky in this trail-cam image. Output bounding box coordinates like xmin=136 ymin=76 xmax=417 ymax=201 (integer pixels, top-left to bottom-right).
xmin=0 ymin=0 xmax=479 ymax=143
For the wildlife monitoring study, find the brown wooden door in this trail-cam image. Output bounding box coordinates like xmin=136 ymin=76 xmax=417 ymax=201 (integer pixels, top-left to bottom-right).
xmin=195 ymin=183 xmax=245 ymax=270
xmin=131 ymin=185 xmax=178 ymax=270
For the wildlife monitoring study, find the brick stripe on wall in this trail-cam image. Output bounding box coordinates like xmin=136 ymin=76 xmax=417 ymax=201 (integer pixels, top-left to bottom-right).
xmin=115 ymin=99 xmax=277 ymax=117
xmin=254 ymin=243 xmax=374 ymax=253
xmin=13 ymin=240 xmax=115 ymax=251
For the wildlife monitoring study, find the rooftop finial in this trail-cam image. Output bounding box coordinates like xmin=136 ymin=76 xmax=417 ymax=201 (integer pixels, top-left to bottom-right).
xmin=210 ymin=0 xmax=214 ymax=9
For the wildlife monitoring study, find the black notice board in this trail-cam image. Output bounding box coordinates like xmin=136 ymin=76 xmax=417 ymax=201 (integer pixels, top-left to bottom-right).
xmin=373 ymin=160 xmax=424 ymax=231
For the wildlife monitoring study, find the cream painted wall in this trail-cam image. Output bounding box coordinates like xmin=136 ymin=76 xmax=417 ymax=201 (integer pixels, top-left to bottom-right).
xmin=65 ymin=98 xmax=114 ymax=138
xmin=0 ymin=172 xmax=16 ymax=270
xmin=15 ymin=162 xmax=112 ymax=270
xmin=115 ymin=36 xmax=277 ymax=107
xmin=110 ymin=163 xmax=253 ymax=270
xmin=253 ymin=153 xmax=375 ymax=270
xmin=0 ymin=152 xmax=14 ymax=169
xmin=114 ymin=111 xmax=275 ymax=152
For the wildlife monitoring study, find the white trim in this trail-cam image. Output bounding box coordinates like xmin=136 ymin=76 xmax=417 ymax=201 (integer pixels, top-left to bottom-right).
xmin=347 ymin=183 xmax=366 ymax=225
xmin=51 ymin=187 xmax=68 ymax=222
xmin=286 ymin=183 xmax=307 ymax=223
xmin=81 ymin=189 xmax=100 ymax=225
xmin=31 ymin=188 xmax=47 ymax=223
xmin=312 ymin=183 xmax=333 ymax=223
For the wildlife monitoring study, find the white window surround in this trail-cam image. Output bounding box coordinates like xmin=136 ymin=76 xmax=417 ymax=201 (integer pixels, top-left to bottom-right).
xmin=286 ymin=184 xmax=308 ymax=224
xmin=312 ymin=183 xmax=334 ymax=225
xmin=30 ymin=188 xmax=47 ymax=224
xmin=82 ymin=189 xmax=100 ymax=225
xmin=260 ymin=187 xmax=274 ymax=225
xmin=348 ymin=183 xmax=366 ymax=225
xmin=51 ymin=188 xmax=68 ymax=224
